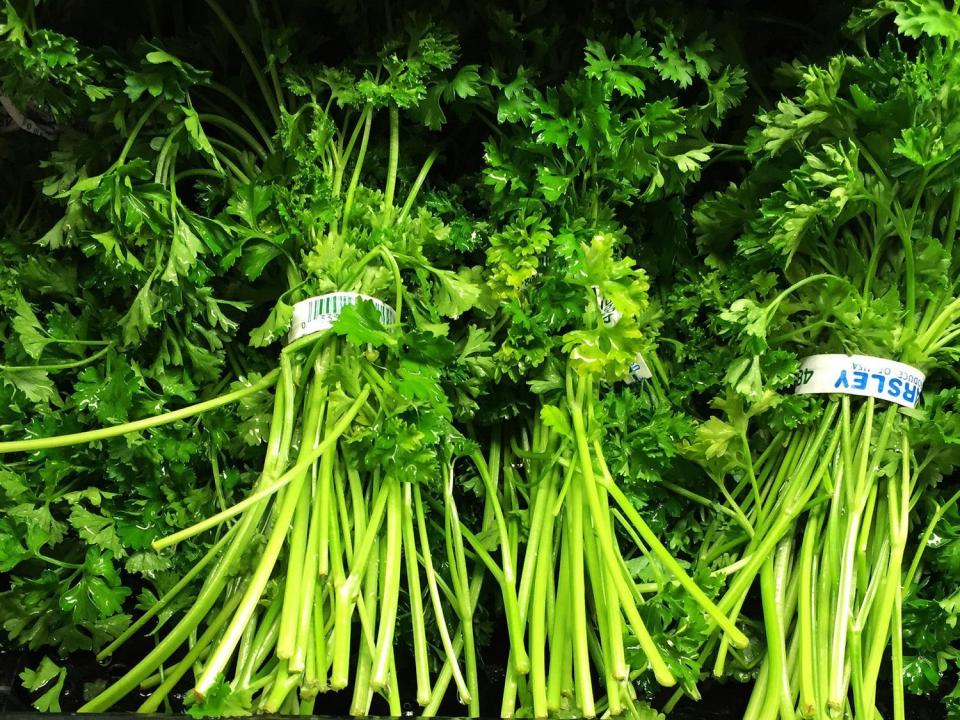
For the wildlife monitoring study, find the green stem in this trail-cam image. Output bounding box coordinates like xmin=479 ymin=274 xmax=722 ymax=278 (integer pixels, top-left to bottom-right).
xmin=194 ymin=386 xmax=370 ymax=697
xmin=445 ymin=472 xmax=480 ymax=716
xmin=402 ymin=483 xmax=431 ymax=705
xmin=332 ymin=107 xmax=368 ymax=200
xmin=0 ymin=368 xmax=279 ymax=454
xmin=422 ymin=556 xmax=485 ymax=716
xmin=97 ymin=527 xmax=236 ymax=661
xmin=892 ymin=583 xmax=905 ymax=720
xmin=138 ymin=588 xmax=244 ymax=712
xmin=384 ymin=104 xmax=399 ymax=210
xmin=174 ymin=168 xmax=223 ymax=183
xmin=528 ymin=474 xmax=556 ymax=718
xmin=204 ymin=0 xmax=280 ymax=128
xmin=797 ymin=512 xmax=821 ymax=717
xmin=291 ymin=409 xmax=334 ymax=673
xmin=566 ymin=478 xmax=595 ymax=717
xmin=208 ymin=81 xmax=275 ymax=151
xmin=902 ymin=228 xmax=917 ymax=334
xmin=79 ymin=376 xmax=287 ymax=712
xmin=0 ymin=344 xmax=112 ymax=372
xmin=860 ymin=437 xmax=911 ymax=715
xmin=470 ymin=444 xmax=529 ymax=674
xmin=199 ymin=113 xmax=268 ymax=160
xmin=414 ymin=484 xmax=471 ymax=703
xmin=377 ymin=246 xmax=404 ymax=329
xmin=330 ymin=482 xmax=391 ymax=689
xmin=602 ymin=472 xmax=748 ymax=648
xmin=278 ymin=377 xmax=327 ymax=662
xmin=398 ymin=148 xmax=440 ymax=221
xmin=567 ymin=373 xmax=675 ymax=687
xmin=903 ymin=487 xmax=960 ymax=590
xmin=115 ymin=98 xmax=162 ymax=167
xmin=153 ymin=383 xmax=359 ymax=552
xmin=370 ymin=481 xmax=403 ymax=689
xmin=547 ymin=524 xmax=572 ymax=712
xmin=213 ymin=148 xmax=250 ymax=183
xmin=341 ymin=106 xmax=373 ymax=237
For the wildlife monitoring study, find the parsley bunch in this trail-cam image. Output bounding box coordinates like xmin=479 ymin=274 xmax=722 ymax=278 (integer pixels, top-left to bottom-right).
xmin=2 ymin=4 xmax=494 ymax=714
xmin=669 ymin=4 xmax=960 ymax=718
xmin=469 ymin=22 xmax=749 ymax=719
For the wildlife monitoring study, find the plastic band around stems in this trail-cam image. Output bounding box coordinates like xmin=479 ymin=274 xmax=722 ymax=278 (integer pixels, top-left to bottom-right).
xmin=287 ymin=292 xmax=397 ymax=343
xmin=794 ymin=354 xmax=925 ymax=409
xmin=593 ymin=287 xmax=653 ymax=383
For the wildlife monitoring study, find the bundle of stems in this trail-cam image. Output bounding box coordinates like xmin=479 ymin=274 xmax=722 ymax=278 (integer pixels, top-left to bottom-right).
xmin=671 ymin=23 xmax=960 ymax=714
xmin=0 ymin=50 xmax=490 ymax=709
xmin=465 ymin=357 xmax=748 ymax=720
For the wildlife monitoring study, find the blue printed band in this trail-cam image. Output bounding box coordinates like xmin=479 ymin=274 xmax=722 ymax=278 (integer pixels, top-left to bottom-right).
xmin=794 ymin=354 xmax=925 ymax=409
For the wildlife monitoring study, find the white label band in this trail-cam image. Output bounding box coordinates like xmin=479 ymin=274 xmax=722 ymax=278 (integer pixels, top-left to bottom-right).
xmin=794 ymin=354 xmax=925 ymax=409
xmin=623 ymin=356 xmax=653 ymax=384
xmin=593 ymin=286 xmax=652 ymax=383
xmin=288 ymin=292 xmax=396 ymax=342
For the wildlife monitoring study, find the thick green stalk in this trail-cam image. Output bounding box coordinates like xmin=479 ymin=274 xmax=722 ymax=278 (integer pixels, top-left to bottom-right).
xmin=370 ymin=481 xmax=403 ymax=689
xmin=80 ymin=376 xmax=291 ymax=711
xmin=384 ymin=105 xmax=399 ymax=210
xmin=398 ymin=148 xmax=440 ymax=221
xmin=402 ymin=483 xmax=431 ymax=705
xmin=501 ymin=462 xmax=555 ymax=717
xmin=829 ymin=402 xmax=898 ymax=712
xmin=445 ymin=475 xmax=480 ymax=716
xmin=138 ymin=589 xmax=244 ymax=712
xmin=153 ymin=376 xmax=356 ymax=551
xmin=311 ymin=587 xmax=330 ymax=692
xmin=567 ymin=478 xmax=595 ymax=718
xmin=582 ymin=506 xmax=623 ymax=715
xmin=332 ymin=106 xmax=369 ymax=199
xmin=349 ymin=535 xmax=380 ymax=716
xmin=0 ymin=368 xmax=279 ymax=454
xmin=97 ymin=526 xmax=235 ymax=661
xmin=860 ymin=440 xmax=910 ymax=715
xmin=414 ymin=484 xmax=470 ymax=703
xmin=291 ymin=452 xmax=330 ymax=673
xmin=330 ymin=482 xmax=391 ymax=688
xmin=422 ymin=558 xmax=486 ymax=717
xmin=892 ymin=583 xmax=905 ymax=720
xmin=341 ymin=107 xmax=373 ymax=237
xmin=471 ymin=444 xmax=529 ymax=675
xmin=757 ymin=557 xmax=786 ymax=720
xmin=262 ymin=660 xmax=298 ymax=713
xmin=195 ymin=386 xmax=371 ymax=697
xmin=600 ymin=467 xmax=748 ymax=648
xmin=82 ymin=496 xmax=265 ymax=710
xmin=797 ymin=512 xmax=821 ymax=717
xmin=567 ymin=372 xmax=674 ymax=687
xmin=529 ymin=475 xmax=556 ymax=718
xmin=237 ymin=593 xmax=283 ymax=688
xmin=278 ymin=377 xmax=327 ymax=660
xmin=203 ymin=0 xmax=281 ymax=128
xmin=815 ymin=541 xmax=832 ymax=716
xmin=547 ymin=532 xmax=573 ymax=713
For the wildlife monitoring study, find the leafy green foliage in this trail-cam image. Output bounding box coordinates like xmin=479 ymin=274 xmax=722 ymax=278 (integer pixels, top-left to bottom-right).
xmin=19 ymin=656 xmax=67 ymax=711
